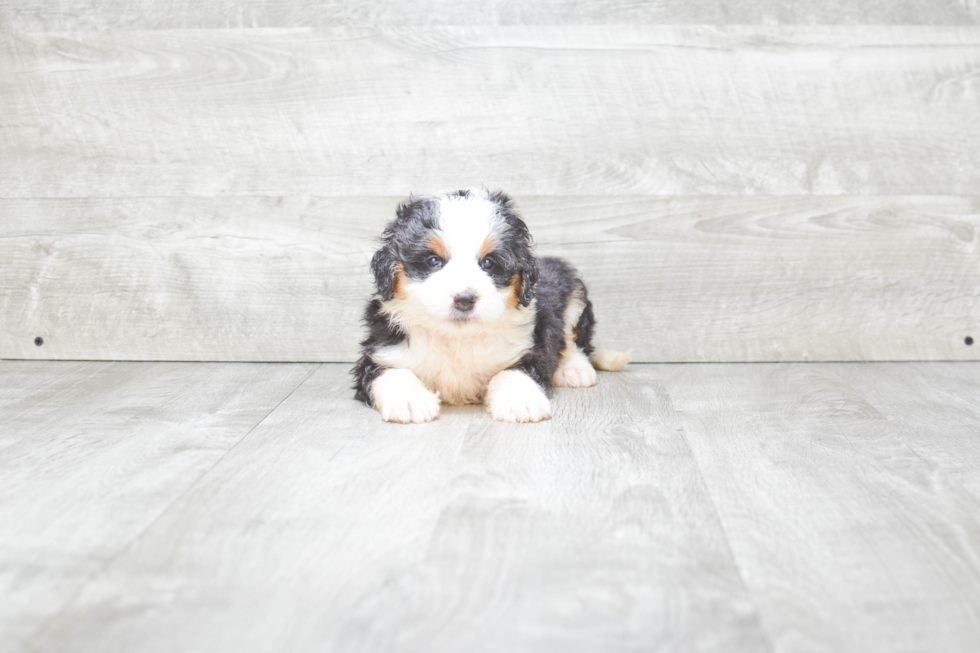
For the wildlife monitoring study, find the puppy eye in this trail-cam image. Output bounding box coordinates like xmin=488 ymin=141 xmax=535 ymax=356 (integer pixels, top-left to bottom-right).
xmin=480 ymin=258 xmax=495 ymax=271
xmin=427 ymin=256 xmax=443 ymax=268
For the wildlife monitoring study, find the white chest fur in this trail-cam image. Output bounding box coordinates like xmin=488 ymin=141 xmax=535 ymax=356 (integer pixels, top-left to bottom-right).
xmin=372 ymin=306 xmax=536 ymax=405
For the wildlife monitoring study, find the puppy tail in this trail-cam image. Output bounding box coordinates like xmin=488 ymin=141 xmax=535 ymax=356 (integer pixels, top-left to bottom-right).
xmin=591 ymin=348 xmax=630 ymax=372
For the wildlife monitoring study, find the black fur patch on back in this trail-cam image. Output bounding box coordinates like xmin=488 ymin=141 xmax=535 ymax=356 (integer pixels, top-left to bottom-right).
xmin=351 ymin=298 xmax=407 ymax=405
xmin=510 ymin=256 xmax=592 ymax=390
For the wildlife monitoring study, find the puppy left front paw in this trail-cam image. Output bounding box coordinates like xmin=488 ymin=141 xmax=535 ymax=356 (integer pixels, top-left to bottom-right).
xmin=485 ymin=370 xmax=551 ymax=423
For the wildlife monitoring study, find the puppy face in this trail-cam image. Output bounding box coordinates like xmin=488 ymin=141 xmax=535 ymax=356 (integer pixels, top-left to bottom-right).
xmin=372 ymin=189 xmax=538 ymax=333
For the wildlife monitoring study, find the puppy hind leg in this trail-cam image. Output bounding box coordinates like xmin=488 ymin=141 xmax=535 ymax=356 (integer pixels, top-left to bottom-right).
xmin=571 ymin=291 xmax=630 ymax=373
xmin=554 ymin=286 xmax=597 ymax=387
xmin=552 ymin=347 xmax=598 ymax=388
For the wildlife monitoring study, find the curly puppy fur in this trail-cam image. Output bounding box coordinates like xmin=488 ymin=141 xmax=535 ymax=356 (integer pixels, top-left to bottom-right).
xmin=352 ymin=188 xmax=627 ymax=423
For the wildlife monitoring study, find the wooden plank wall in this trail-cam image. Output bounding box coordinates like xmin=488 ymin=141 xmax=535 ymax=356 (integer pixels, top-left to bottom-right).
xmin=1 ymin=2 xmax=978 ymax=362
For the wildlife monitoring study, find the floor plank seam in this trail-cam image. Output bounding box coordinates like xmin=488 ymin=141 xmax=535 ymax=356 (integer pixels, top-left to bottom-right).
xmin=0 ymin=362 xmax=120 ymax=458
xmin=22 ymin=362 xmax=324 ymax=648
xmin=669 ymin=395 xmax=779 ymax=653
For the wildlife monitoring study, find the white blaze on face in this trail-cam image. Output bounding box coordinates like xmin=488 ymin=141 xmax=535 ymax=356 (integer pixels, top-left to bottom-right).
xmin=440 ymin=193 xmax=498 ymax=258
xmin=403 ymin=193 xmax=509 ymax=328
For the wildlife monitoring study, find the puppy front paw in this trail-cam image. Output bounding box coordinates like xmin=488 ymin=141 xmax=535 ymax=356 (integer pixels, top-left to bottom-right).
xmin=552 ymin=350 xmax=597 ymax=388
xmin=372 ymin=369 xmax=441 ymax=424
xmin=485 ymin=370 xmax=551 ymax=423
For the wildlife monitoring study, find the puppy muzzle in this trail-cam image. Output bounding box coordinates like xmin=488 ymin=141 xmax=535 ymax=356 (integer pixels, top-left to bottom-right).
xmin=453 ymin=291 xmax=477 ymax=313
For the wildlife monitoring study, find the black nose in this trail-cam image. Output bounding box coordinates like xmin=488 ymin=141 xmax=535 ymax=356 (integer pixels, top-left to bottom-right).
xmin=453 ymin=291 xmax=477 ymax=312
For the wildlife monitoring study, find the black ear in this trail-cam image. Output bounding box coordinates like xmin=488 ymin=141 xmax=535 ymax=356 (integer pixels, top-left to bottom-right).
xmin=487 ymin=189 xmax=514 ymax=209
xmin=371 ymin=245 xmax=398 ymax=301
xmin=520 ymin=255 xmax=538 ymax=307
xmin=489 ymin=190 xmax=537 ymax=307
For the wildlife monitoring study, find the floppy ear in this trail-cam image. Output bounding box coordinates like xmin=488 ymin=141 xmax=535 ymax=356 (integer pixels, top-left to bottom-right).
xmin=520 ymin=255 xmax=538 ymax=307
xmin=371 ymin=245 xmax=398 ymax=301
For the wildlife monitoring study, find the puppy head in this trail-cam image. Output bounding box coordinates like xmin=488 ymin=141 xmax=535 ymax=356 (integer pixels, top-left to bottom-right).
xmin=372 ymin=188 xmax=537 ymax=331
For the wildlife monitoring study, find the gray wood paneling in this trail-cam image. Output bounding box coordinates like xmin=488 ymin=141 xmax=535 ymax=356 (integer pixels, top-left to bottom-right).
xmin=2 ymin=196 xmax=978 ymax=362
xmin=0 ymin=360 xmax=317 ymax=651
xmin=2 ymin=0 xmax=979 ymax=30
xmin=664 ymin=362 xmax=980 ymax=652
xmin=25 ymin=363 xmax=767 ymax=653
xmin=0 ymin=196 xmax=376 ymax=362
xmin=1 ymin=26 xmax=978 ymax=197
xmin=2 ymin=21 xmax=977 ymax=363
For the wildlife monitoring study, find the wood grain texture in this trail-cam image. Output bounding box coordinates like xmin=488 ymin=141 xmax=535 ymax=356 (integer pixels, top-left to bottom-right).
xmin=663 ymin=362 xmax=980 ymax=652
xmin=25 ymin=364 xmax=767 ymax=653
xmin=0 ymin=360 xmax=317 ymax=652
xmin=0 ymin=196 xmax=377 ymax=362
xmin=2 ymin=195 xmax=978 ymax=362
xmin=2 ymin=0 xmax=979 ymax=30
xmin=1 ymin=26 xmax=979 ymax=197
xmin=6 ymin=361 xmax=980 ymax=652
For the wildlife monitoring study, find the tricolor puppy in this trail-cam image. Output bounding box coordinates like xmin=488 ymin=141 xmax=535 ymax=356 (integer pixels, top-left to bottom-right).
xmin=352 ymin=188 xmax=628 ymax=423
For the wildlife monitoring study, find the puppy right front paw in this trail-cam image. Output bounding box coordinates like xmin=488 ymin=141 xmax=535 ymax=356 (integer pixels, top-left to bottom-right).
xmin=372 ymin=369 xmax=441 ymax=423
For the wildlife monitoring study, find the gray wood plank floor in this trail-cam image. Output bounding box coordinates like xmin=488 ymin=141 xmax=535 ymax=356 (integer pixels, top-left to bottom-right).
xmin=3 ymin=361 xmax=979 ymax=652
xmin=0 ymin=362 xmax=319 ymax=651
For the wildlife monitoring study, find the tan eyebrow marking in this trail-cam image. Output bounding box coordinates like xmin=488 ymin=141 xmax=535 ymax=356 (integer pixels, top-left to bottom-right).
xmin=427 ymin=235 xmax=449 ymax=259
xmin=479 ymin=236 xmax=498 ymax=260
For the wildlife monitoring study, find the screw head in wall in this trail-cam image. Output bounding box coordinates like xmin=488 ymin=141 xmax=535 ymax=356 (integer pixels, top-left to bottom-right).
xmin=967 ymin=336 xmax=975 ymax=346
xmin=34 ymin=336 xmax=44 ymax=346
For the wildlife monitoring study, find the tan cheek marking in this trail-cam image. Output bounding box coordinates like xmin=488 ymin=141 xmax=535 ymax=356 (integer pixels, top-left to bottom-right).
xmin=428 ymin=235 xmax=449 ymax=260
xmin=394 ymin=262 xmax=409 ymax=300
xmin=479 ymin=236 xmax=499 ymax=260
xmin=506 ymin=273 xmax=522 ymax=309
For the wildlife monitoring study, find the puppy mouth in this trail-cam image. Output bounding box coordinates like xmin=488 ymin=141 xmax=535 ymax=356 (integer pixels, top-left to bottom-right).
xmin=450 ymin=308 xmax=478 ymax=323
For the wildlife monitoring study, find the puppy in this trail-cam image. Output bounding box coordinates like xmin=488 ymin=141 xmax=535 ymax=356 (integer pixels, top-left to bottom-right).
xmin=352 ymin=188 xmax=629 ymax=423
